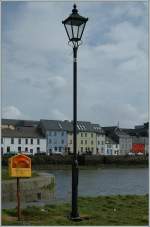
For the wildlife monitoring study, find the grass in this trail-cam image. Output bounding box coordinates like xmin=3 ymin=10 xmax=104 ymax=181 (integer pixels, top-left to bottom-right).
xmin=2 ymin=169 xmax=39 ymax=180
xmin=2 ymin=195 xmax=148 ymax=226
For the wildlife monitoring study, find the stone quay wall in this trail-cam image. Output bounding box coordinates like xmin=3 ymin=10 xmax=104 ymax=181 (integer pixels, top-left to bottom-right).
xmin=2 ymin=173 xmax=55 ymax=203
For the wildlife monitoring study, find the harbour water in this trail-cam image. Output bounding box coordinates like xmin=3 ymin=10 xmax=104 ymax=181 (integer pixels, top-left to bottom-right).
xmin=49 ymin=167 xmax=149 ymax=201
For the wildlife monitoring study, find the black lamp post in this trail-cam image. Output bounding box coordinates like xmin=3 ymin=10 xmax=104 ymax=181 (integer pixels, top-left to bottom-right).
xmin=62 ymin=4 xmax=88 ymax=220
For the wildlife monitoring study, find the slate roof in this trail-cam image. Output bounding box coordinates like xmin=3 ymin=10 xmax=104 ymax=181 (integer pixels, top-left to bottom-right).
xmin=40 ymin=119 xmax=103 ymax=133
xmin=2 ymin=119 xmax=39 ymax=127
xmin=40 ymin=120 xmax=64 ymax=131
xmin=2 ymin=127 xmax=45 ymax=138
xmin=122 ymin=128 xmax=148 ymax=137
xmin=92 ymin=123 xmax=105 ymax=134
xmin=102 ymin=126 xmax=119 ymax=143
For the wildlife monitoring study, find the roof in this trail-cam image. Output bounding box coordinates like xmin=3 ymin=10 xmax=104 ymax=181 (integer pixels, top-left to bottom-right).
xmin=91 ymin=123 xmax=105 ymax=134
xmin=122 ymin=128 xmax=148 ymax=137
xmin=40 ymin=120 xmax=64 ymax=131
xmin=2 ymin=119 xmax=39 ymax=127
xmin=102 ymin=126 xmax=119 ymax=143
xmin=40 ymin=119 xmax=103 ymax=133
xmin=2 ymin=127 xmax=45 ymax=138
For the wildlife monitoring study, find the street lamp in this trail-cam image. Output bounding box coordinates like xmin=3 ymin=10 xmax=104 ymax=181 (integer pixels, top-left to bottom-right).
xmin=62 ymin=4 xmax=88 ymax=220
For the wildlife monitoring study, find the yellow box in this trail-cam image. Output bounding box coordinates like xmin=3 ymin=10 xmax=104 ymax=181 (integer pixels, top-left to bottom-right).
xmin=8 ymin=154 xmax=31 ymax=177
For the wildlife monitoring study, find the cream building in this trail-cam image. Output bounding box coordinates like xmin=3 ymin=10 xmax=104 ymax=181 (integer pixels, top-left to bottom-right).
xmin=67 ymin=121 xmax=102 ymax=154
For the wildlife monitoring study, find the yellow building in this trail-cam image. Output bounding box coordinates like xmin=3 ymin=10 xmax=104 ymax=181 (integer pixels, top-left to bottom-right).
xmin=67 ymin=122 xmax=97 ymax=154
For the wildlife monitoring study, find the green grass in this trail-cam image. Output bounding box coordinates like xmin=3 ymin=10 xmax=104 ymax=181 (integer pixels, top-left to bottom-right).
xmin=2 ymin=169 xmax=39 ymax=180
xmin=2 ymin=195 xmax=148 ymax=226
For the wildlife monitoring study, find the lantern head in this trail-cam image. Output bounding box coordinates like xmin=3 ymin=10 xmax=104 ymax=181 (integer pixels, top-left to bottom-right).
xmin=62 ymin=4 xmax=88 ymax=46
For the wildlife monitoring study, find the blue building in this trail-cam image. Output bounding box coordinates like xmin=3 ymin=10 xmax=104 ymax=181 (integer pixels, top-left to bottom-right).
xmin=40 ymin=120 xmax=71 ymax=154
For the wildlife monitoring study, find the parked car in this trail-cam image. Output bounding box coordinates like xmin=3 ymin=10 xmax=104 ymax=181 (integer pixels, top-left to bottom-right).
xmin=128 ymin=152 xmax=135 ymax=156
xmin=136 ymin=152 xmax=144 ymax=155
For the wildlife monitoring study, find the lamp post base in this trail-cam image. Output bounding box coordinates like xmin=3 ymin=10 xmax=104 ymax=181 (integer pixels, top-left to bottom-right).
xmin=68 ymin=215 xmax=83 ymax=222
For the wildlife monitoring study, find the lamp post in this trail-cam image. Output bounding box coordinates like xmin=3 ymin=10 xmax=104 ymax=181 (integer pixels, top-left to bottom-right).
xmin=62 ymin=4 xmax=88 ymax=220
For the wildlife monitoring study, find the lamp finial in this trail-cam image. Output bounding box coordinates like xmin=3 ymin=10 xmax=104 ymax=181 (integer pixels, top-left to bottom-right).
xmin=72 ymin=4 xmax=78 ymax=13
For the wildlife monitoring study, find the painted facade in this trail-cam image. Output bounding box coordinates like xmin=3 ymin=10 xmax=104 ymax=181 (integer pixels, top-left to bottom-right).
xmin=96 ymin=133 xmax=106 ymax=155
xmin=1 ymin=119 xmax=46 ymax=155
xmin=67 ymin=131 xmax=97 ymax=154
xmin=1 ymin=137 xmax=46 ymax=155
xmin=104 ymin=141 xmax=120 ymax=155
xmin=47 ymin=130 xmax=68 ymax=154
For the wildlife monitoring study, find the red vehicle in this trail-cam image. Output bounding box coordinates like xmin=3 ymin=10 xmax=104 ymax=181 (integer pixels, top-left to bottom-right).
xmin=132 ymin=144 xmax=145 ymax=154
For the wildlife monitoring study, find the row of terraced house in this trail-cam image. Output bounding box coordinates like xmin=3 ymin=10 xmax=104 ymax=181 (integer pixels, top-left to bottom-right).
xmin=1 ymin=119 xmax=149 ymax=156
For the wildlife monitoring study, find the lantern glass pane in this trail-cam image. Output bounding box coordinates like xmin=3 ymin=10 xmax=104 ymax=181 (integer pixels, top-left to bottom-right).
xmin=78 ymin=23 xmax=85 ymax=39
xmin=72 ymin=25 xmax=79 ymax=39
xmin=65 ymin=24 xmax=73 ymax=40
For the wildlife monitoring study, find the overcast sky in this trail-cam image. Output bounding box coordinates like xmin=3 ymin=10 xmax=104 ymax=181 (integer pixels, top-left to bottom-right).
xmin=2 ymin=1 xmax=148 ymax=128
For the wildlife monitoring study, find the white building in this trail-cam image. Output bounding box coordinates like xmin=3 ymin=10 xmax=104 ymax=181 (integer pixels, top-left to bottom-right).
xmin=1 ymin=119 xmax=46 ymax=155
xmin=92 ymin=124 xmax=106 ymax=155
xmin=103 ymin=127 xmax=120 ymax=155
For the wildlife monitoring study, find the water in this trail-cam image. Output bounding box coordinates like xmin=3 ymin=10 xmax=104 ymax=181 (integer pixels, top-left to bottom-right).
xmin=49 ymin=168 xmax=149 ymax=202
xmin=2 ymin=167 xmax=148 ymax=209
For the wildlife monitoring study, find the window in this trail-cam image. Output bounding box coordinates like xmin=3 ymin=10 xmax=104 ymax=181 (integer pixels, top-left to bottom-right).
xmin=81 ymin=140 xmax=83 ymax=145
xmin=61 ymin=140 xmax=64 ymax=144
xmin=81 ymin=133 xmax=83 ymax=137
xmin=31 ymin=139 xmax=33 ymax=144
xmin=25 ymin=139 xmax=28 ymax=144
xmin=59 ymin=147 xmax=61 ymax=152
xmin=30 ymin=149 xmax=33 ymax=154
xmin=61 ymin=132 xmax=64 ymax=136
xmin=37 ymin=139 xmax=40 ymax=145
xmin=11 ymin=138 xmax=14 ymax=144
xmin=85 ymin=140 xmax=87 ymax=145
xmin=49 ymin=139 xmax=52 ymax=144
xmin=49 ymin=132 xmax=51 ymax=136
xmin=101 ymin=141 xmax=104 ymax=145
xmin=54 ymin=132 xmax=57 ymax=136
xmin=70 ymin=140 xmax=72 ymax=144
xmin=18 ymin=147 xmax=21 ymax=152
xmin=1 ymin=147 xmax=3 ymax=155
xmin=98 ymin=141 xmax=100 ymax=145
xmin=85 ymin=133 xmax=87 ymax=137
xmin=91 ymin=133 xmax=93 ymax=138
xmin=55 ymin=147 xmax=57 ymax=151
xmin=91 ymin=140 xmax=93 ymax=145
xmin=18 ymin=138 xmax=21 ymax=144
xmin=81 ymin=147 xmax=83 ymax=152
xmin=25 ymin=147 xmax=28 ymax=152
xmin=1 ymin=138 xmax=3 ymax=144
xmin=37 ymin=147 xmax=40 ymax=153
xmin=7 ymin=147 xmax=10 ymax=153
